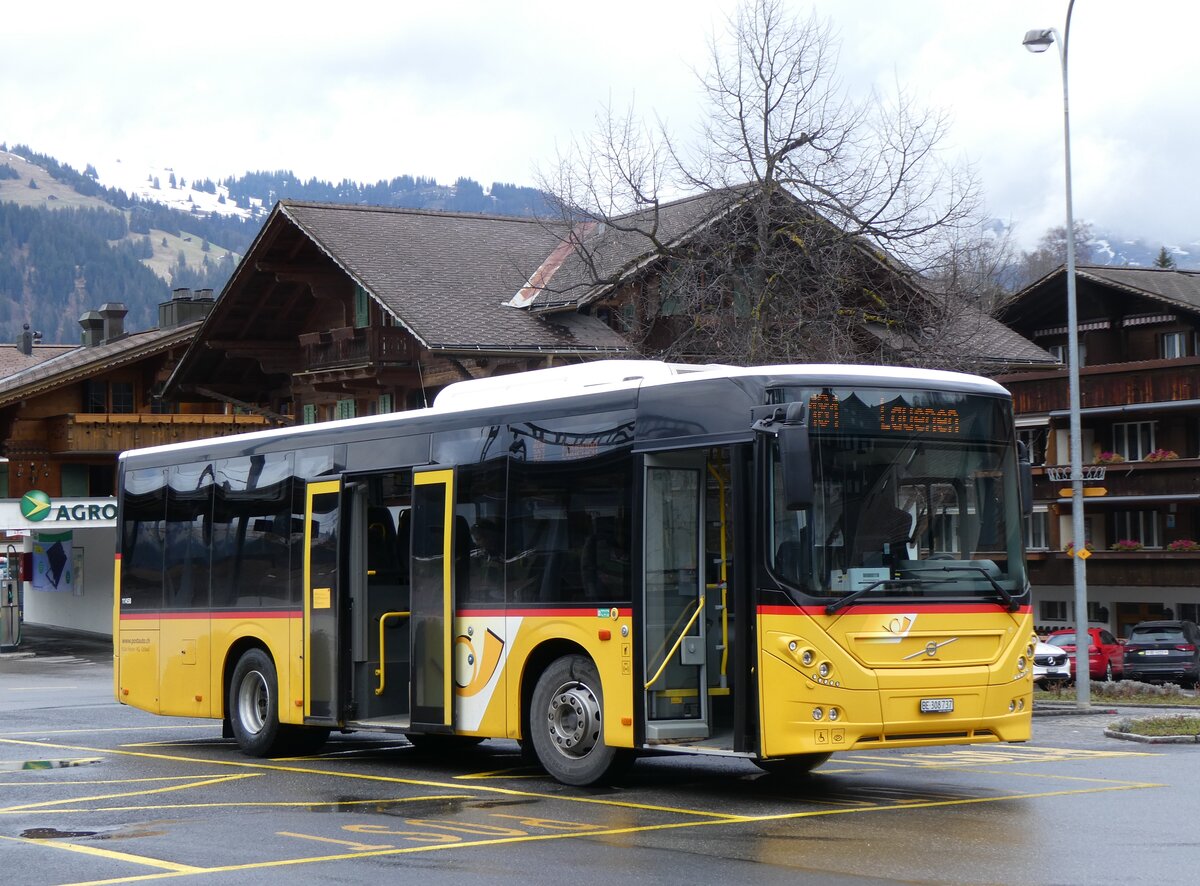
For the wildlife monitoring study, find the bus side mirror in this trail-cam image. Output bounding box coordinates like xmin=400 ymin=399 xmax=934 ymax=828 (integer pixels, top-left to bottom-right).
xmin=1017 ymin=441 xmax=1033 ymax=519
xmin=753 ymin=402 xmax=813 ymax=510
xmin=778 ymin=425 xmax=813 ymax=510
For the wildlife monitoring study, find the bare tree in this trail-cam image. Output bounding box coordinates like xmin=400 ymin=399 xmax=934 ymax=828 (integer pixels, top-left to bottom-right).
xmin=536 ymin=0 xmax=984 ymax=368
xmin=1015 ymin=220 xmax=1095 ymax=287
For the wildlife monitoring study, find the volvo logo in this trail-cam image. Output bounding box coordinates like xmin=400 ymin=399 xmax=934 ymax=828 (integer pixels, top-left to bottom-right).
xmin=903 ymin=637 xmax=959 ymax=660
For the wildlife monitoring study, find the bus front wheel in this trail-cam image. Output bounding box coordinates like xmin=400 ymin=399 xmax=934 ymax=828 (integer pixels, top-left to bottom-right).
xmin=229 ymin=649 xmax=284 ymax=757
xmin=529 ymin=654 xmax=631 ymax=786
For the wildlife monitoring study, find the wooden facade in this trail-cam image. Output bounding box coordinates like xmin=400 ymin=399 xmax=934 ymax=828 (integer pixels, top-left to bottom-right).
xmin=997 ymin=267 xmax=1200 ymax=636
xmin=0 ymin=298 xmax=267 ymax=501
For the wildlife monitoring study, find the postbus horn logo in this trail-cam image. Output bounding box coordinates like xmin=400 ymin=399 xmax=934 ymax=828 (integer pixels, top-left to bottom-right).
xmin=20 ymin=490 xmax=52 ymax=522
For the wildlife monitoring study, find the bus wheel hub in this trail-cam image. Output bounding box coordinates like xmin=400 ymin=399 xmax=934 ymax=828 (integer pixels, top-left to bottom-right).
xmin=547 ymin=682 xmax=600 ymax=756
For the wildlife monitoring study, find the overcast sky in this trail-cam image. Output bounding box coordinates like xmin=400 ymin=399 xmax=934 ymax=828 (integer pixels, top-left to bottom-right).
xmin=2 ymin=1 xmax=1196 ymax=249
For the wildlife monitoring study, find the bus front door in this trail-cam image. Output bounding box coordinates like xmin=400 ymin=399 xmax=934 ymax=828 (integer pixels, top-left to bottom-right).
xmin=643 ymin=454 xmax=708 ymax=742
xmin=304 ymin=480 xmax=342 ymax=723
xmin=409 ymin=468 xmax=456 ymax=733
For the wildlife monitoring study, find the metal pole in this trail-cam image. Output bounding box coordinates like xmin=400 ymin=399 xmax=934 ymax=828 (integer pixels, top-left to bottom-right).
xmin=1055 ymin=1 xmax=1090 ymax=707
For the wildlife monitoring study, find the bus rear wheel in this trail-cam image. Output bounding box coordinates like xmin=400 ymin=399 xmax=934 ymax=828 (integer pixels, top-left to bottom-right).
xmin=530 ymin=654 xmax=631 ymax=786
xmin=229 ymin=648 xmax=285 ymax=757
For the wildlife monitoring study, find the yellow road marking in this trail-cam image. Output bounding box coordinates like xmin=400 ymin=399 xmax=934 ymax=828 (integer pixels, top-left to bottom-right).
xmin=0 ymin=775 xmax=239 ymax=788
xmin=0 ymin=737 xmax=741 ymax=820
xmin=5 ymin=726 xmax=212 ymax=738
xmin=46 ymin=778 xmax=1164 ymax=886
xmin=845 ymin=745 xmax=1154 ymax=768
xmin=14 ymin=795 xmax=478 ymax=815
xmin=0 ymin=773 xmax=257 ymax=813
xmin=0 ymin=734 xmax=1166 ymax=886
xmin=0 ymin=833 xmax=202 ymax=874
xmin=453 ymin=766 xmax=547 ymax=780
xmin=279 ymin=831 xmax=395 ymax=850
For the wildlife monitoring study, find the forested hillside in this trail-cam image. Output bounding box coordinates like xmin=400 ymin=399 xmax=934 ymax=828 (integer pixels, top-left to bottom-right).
xmin=0 ymin=145 xmax=550 ymax=345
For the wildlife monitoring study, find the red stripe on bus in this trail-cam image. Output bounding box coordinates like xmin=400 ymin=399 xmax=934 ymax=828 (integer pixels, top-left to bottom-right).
xmin=758 ymin=603 xmax=1031 ymax=616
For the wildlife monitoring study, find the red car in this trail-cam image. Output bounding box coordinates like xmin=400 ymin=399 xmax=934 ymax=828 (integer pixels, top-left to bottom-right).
xmin=1044 ymin=628 xmax=1125 ymax=682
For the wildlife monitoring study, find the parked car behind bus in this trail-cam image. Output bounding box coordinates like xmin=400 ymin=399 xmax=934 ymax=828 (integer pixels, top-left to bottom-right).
xmin=1043 ymin=627 xmax=1124 ymax=682
xmin=1123 ymin=620 xmax=1200 ymax=687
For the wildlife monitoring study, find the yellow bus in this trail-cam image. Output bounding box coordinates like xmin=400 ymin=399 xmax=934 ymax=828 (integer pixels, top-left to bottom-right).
xmin=115 ymin=361 xmax=1035 ymax=784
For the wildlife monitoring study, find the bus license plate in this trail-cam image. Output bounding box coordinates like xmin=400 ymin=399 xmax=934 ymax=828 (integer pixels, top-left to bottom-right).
xmin=920 ymin=697 xmax=954 ymax=714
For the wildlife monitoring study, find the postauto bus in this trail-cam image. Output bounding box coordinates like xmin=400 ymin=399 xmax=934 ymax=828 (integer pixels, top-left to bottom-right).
xmin=114 ymin=361 xmax=1035 ymax=785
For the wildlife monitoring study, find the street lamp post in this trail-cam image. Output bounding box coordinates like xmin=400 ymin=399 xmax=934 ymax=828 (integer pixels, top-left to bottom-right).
xmin=1024 ymin=0 xmax=1090 ymax=707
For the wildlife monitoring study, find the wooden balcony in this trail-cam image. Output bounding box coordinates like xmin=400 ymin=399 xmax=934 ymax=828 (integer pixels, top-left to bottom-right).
xmin=1032 ymin=458 xmax=1200 ymax=504
xmin=45 ymin=413 xmax=271 ymax=454
xmin=999 ymin=357 xmax=1200 ymax=414
xmin=298 ymin=326 xmax=415 ymax=373
xmin=1029 ymin=549 xmax=1200 ymax=588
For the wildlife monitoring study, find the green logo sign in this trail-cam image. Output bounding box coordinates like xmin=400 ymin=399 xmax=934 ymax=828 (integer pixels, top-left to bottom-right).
xmin=20 ymin=490 xmax=52 ymax=522
xmin=18 ymin=490 xmax=117 ymax=523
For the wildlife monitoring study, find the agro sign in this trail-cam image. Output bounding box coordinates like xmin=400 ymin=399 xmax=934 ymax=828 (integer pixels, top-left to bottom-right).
xmin=20 ymin=490 xmax=117 ymax=524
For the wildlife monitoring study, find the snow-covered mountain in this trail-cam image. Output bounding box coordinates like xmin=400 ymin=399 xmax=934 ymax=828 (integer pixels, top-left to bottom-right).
xmin=86 ymin=156 xmax=265 ymax=220
xmin=1088 ymin=236 xmax=1198 ymax=270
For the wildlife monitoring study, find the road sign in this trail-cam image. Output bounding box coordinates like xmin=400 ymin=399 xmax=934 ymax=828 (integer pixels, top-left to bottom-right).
xmin=1059 ymin=488 xmax=1107 ymax=497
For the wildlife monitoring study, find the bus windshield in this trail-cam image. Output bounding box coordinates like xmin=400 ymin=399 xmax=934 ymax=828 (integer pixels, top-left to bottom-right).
xmin=768 ymin=385 xmax=1028 ymax=605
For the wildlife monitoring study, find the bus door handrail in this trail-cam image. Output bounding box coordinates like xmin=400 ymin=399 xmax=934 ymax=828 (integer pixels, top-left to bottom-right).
xmin=644 ymin=593 xmax=705 ymax=690
xmin=707 ymin=461 xmax=730 ymax=688
xmin=374 ymin=610 xmax=411 ymax=696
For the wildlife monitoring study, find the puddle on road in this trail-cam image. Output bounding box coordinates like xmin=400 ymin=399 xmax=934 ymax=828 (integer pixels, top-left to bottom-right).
xmin=21 ymin=828 xmax=98 ymax=839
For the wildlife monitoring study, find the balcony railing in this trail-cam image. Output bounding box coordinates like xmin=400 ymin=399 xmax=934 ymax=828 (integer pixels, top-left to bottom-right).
xmin=44 ymin=413 xmax=270 ymax=454
xmin=1033 ymin=457 xmax=1200 ymax=503
xmin=1028 ymin=548 xmax=1200 ymax=588
xmin=298 ymin=326 xmax=415 ymax=372
xmin=1000 ymin=358 xmax=1200 ymax=414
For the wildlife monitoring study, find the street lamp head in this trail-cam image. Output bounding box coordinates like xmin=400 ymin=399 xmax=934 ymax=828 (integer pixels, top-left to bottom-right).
xmin=1022 ymin=28 xmax=1057 ymax=52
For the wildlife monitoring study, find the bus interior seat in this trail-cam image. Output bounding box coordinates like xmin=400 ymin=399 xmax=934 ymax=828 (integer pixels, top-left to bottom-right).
xmin=367 ymin=506 xmax=402 ymax=584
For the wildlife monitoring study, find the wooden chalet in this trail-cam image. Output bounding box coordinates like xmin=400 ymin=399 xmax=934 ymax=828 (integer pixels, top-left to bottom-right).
xmin=164 ymin=191 xmax=1048 ymax=423
xmin=997 ymin=265 xmax=1200 ymax=635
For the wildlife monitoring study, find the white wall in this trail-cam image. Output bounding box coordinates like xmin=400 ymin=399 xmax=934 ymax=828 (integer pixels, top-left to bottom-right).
xmin=22 ymin=526 xmax=115 ymax=637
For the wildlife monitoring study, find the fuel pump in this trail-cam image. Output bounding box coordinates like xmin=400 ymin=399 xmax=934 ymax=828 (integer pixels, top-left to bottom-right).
xmin=0 ymin=544 xmax=21 ymax=652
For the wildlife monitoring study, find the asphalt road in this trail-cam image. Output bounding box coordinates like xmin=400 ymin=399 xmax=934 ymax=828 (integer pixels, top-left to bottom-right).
xmin=2 ymin=626 xmax=1198 ymax=886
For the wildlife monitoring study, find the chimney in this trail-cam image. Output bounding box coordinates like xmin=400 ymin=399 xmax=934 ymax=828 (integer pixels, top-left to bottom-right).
xmin=80 ymin=311 xmax=104 ymax=347
xmin=99 ymin=302 xmax=128 ymax=343
xmin=17 ymin=324 xmax=33 ymax=356
xmin=158 ymin=287 xmax=216 ymax=328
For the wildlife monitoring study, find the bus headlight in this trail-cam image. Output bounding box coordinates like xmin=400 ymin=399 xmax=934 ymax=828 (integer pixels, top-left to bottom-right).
xmin=812 ymin=707 xmax=824 ymax=721
xmin=818 ymin=661 xmax=832 ymax=679
xmin=801 ymin=649 xmax=815 ymax=667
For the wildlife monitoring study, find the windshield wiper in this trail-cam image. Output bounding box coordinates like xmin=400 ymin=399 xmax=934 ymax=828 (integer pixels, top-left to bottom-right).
xmin=895 ymin=564 xmax=1020 ymax=612
xmin=825 ymin=578 xmax=924 ymax=614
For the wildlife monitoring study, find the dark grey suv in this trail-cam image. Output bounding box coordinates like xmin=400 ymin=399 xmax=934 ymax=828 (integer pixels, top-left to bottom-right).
xmin=1123 ymin=620 xmax=1200 ymax=686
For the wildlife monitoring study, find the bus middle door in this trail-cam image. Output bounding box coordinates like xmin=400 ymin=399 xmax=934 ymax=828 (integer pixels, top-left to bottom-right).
xmin=408 ymin=467 xmax=457 ymax=734
xmin=643 ymin=453 xmax=709 ymax=742
xmin=304 ymin=480 xmax=343 ymax=724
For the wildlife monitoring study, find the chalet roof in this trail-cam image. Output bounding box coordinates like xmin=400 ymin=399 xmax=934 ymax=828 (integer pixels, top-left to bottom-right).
xmin=279 ymin=201 xmax=627 ymax=351
xmin=0 ymin=323 xmax=200 ymax=409
xmin=1071 ymin=265 xmax=1200 ymax=311
xmin=1005 ymin=264 xmax=1200 ymax=322
xmin=0 ymin=343 xmax=77 ymax=379
xmin=516 ymin=189 xmax=749 ymax=311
